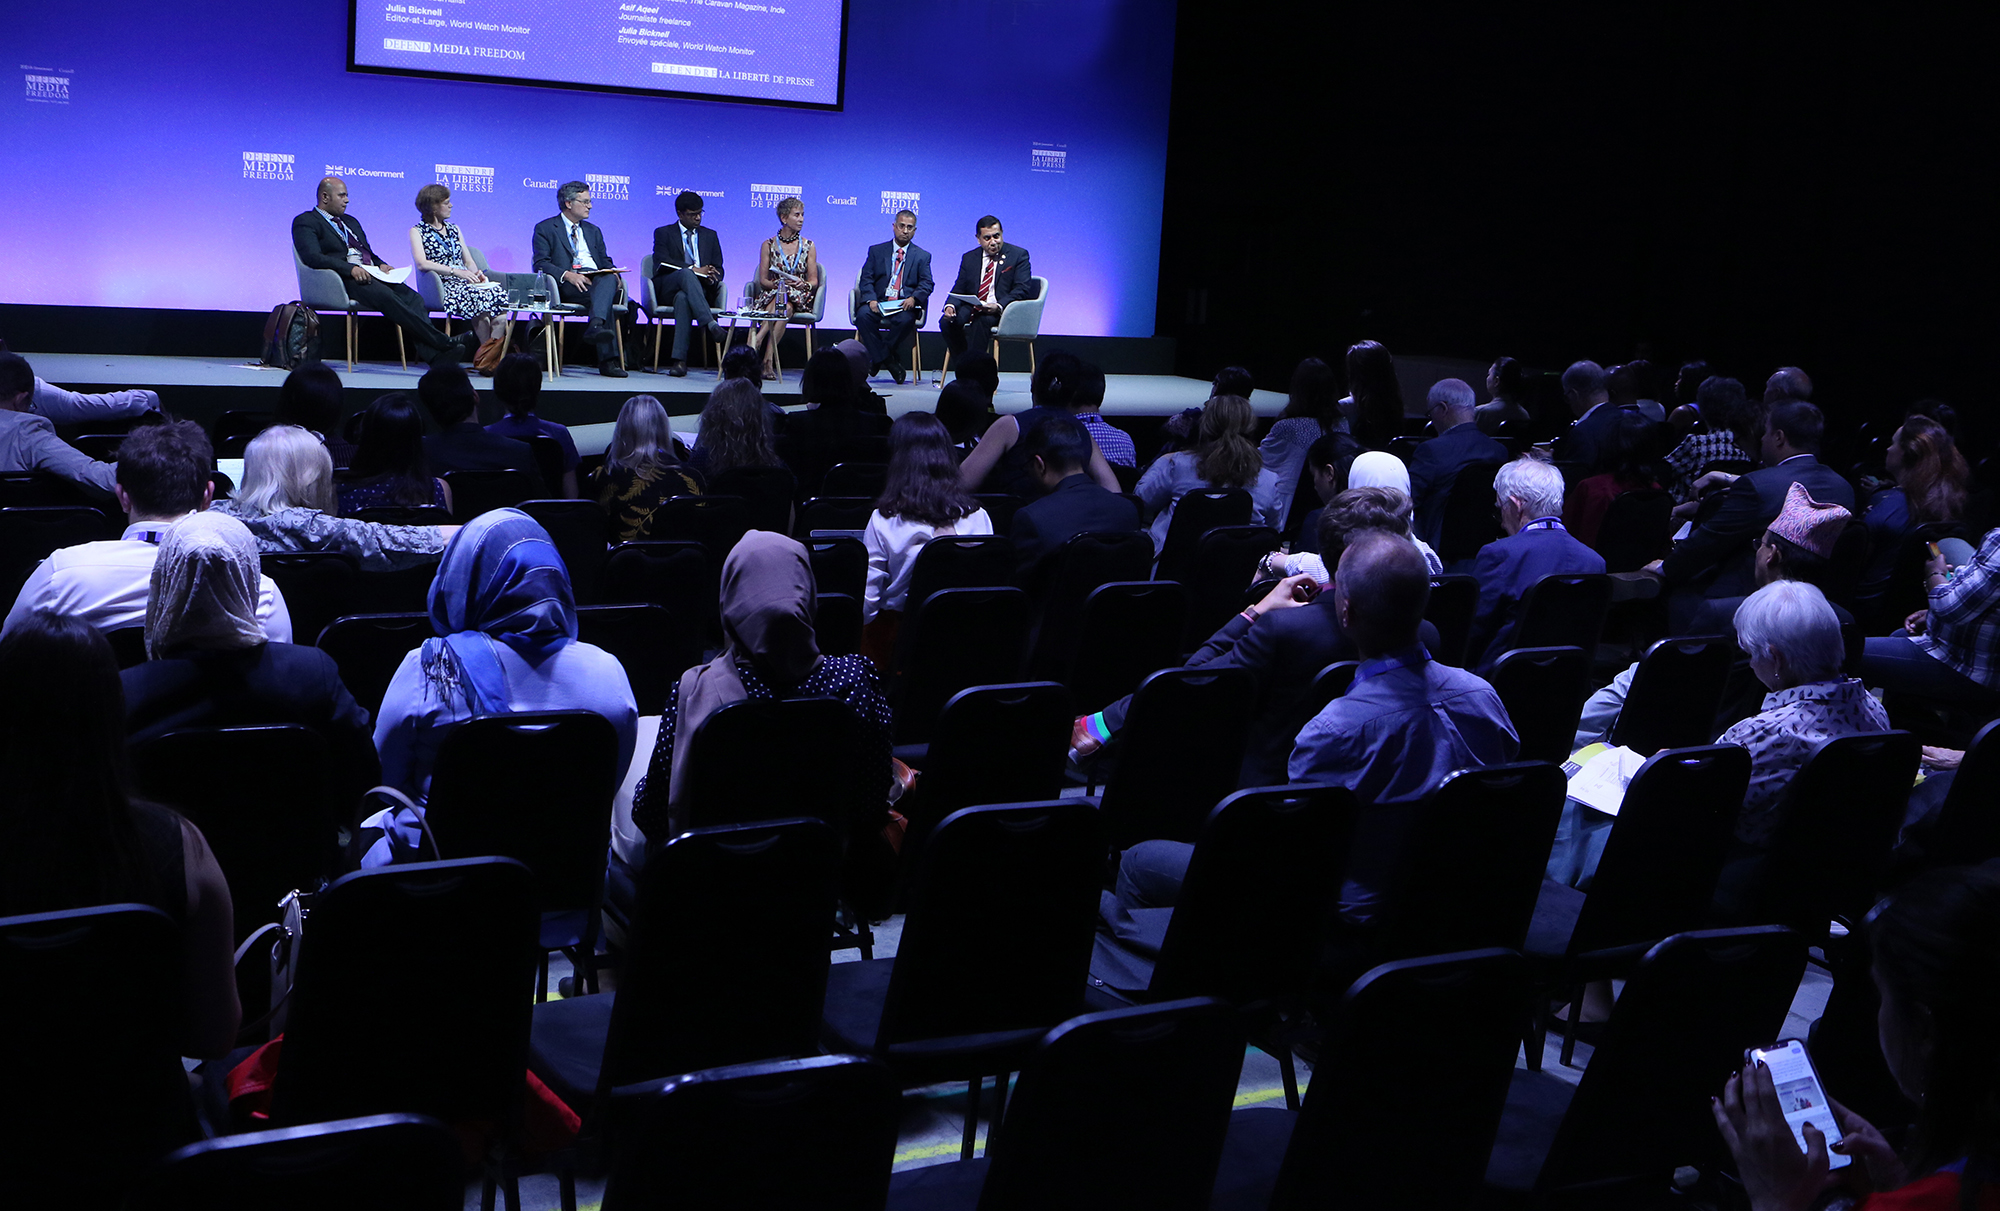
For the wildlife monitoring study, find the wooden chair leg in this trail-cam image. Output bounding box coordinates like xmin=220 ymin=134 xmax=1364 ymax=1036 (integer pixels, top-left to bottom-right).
xmin=395 ymin=325 xmax=407 ymax=372
xmin=557 ymin=320 xmax=565 ymax=366
xmin=651 ymin=322 xmax=662 ymax=374
xmin=614 ymin=319 xmax=625 ymax=365
xmin=936 ymin=345 xmax=951 ymax=387
xmin=912 ymin=329 xmax=922 ymax=377
xmin=346 ymin=313 xmax=356 ymax=373
xmin=1028 ymin=340 xmax=1036 ymax=373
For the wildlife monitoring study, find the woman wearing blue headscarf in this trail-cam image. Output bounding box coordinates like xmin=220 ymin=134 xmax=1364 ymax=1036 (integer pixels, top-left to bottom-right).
xmin=363 ymin=510 xmax=637 ymax=864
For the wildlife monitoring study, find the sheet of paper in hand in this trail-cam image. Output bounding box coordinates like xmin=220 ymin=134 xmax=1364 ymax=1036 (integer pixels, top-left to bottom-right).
xmin=362 ymin=265 xmax=412 ymax=285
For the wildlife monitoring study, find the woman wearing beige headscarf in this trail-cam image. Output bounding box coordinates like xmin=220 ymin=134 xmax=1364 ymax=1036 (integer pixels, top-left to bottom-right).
xmin=122 ymin=511 xmax=380 ymax=795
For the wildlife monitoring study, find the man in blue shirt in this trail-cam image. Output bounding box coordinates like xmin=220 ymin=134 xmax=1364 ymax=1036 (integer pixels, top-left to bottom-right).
xmin=484 ymin=352 xmax=579 ymax=498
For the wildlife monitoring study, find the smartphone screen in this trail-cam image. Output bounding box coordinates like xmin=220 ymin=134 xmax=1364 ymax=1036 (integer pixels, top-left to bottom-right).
xmin=1746 ymin=1040 xmax=1851 ymax=1170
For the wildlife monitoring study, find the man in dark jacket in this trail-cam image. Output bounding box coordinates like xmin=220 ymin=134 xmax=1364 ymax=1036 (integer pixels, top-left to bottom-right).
xmin=1467 ymin=456 xmax=1606 ymax=670
xmin=417 ymin=364 xmax=545 ymax=494
xmin=1408 ymin=377 xmax=1508 ymax=547
xmin=1009 ymin=412 xmax=1140 ymax=598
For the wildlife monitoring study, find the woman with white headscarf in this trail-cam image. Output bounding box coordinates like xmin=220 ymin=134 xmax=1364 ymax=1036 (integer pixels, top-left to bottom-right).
xmin=121 ymin=511 xmax=380 ymax=798
xmin=1267 ymin=451 xmax=1444 ymax=581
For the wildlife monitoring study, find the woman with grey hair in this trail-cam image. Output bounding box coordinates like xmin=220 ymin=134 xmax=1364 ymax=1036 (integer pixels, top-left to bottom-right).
xmin=213 ymin=425 xmax=452 ymax=571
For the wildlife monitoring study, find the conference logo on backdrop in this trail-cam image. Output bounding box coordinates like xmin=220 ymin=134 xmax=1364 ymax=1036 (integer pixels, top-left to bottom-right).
xmin=435 ymin=163 xmax=495 ymax=194
xmin=243 ymin=152 xmax=296 ymax=182
xmin=24 ymin=70 xmax=70 ymax=104
xmin=880 ymin=191 xmax=919 ymax=215
xmin=1030 ymin=143 xmax=1067 ymax=174
xmin=750 ymin=183 xmax=801 ymax=210
xmin=325 ymin=163 xmax=406 ymax=180
xmin=586 ymin=173 xmax=631 ymax=201
xmin=657 ymin=184 xmax=726 ymax=201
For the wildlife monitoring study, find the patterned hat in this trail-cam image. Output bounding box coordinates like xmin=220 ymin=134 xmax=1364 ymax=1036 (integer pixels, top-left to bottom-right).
xmin=1767 ymin=480 xmax=1850 ymax=558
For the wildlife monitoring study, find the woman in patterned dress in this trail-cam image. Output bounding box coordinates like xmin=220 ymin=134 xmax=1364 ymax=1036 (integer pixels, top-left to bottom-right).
xmin=408 ymin=183 xmax=509 ymax=347
xmin=749 ymin=196 xmax=819 ymax=381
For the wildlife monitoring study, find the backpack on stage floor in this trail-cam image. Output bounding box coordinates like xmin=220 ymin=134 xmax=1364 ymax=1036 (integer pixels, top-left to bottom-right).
xmin=260 ymin=301 xmax=321 ymax=369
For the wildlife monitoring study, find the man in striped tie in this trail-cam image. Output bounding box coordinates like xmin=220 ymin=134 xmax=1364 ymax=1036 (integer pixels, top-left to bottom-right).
xmin=855 ymin=209 xmax=933 ymax=384
xmin=940 ymin=215 xmax=1033 ymax=370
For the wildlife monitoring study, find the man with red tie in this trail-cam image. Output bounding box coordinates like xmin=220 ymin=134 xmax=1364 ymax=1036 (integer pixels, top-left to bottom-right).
xmin=940 ymin=215 xmax=1033 ymax=368
xmin=290 ymin=176 xmax=476 ymax=366
xmin=855 ymin=210 xmax=933 ymax=384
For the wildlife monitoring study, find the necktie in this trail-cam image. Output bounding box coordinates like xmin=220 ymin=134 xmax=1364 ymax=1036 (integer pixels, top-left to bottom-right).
xmin=890 ymin=246 xmax=905 ymax=296
xmin=978 ymin=254 xmax=995 ymax=303
xmin=684 ymin=228 xmax=697 ymax=268
xmin=569 ymin=223 xmax=583 ymax=269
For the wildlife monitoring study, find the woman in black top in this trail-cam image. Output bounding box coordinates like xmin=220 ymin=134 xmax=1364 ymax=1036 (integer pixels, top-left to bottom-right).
xmin=337 ymin=392 xmax=451 ymax=514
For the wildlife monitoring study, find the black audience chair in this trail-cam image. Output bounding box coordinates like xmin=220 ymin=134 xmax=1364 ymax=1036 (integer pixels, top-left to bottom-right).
xmin=822 ymin=461 xmax=888 ymax=498
xmin=350 ymin=505 xmax=452 ymax=527
xmin=1609 ymin=634 xmax=1734 ymax=756
xmin=212 ymin=409 xmax=277 ymax=453
xmin=517 ymin=498 xmax=611 ymax=604
xmin=260 ymin=553 xmax=363 ymax=637
xmin=797 ymin=495 xmax=875 ymax=537
xmin=603 ymin=1055 xmax=900 ymax=1211
xmin=577 ymin=602 xmax=698 ymax=715
xmin=1487 ymin=927 xmax=1807 ymax=1202
xmin=1025 ymin=529 xmax=1156 ymax=682
xmin=820 ymin=801 xmax=1106 ymax=1159
xmin=528 ymin=434 xmax=567 ymax=499
xmin=1423 ymin=573 xmax=1479 ymax=666
xmin=125 ymin=1113 xmax=463 ymax=1211
xmin=707 ymin=464 xmax=797 ymax=537
xmin=529 ymin=819 xmax=840 ymax=1143
xmin=649 ymin=494 xmax=750 ymax=571
xmin=900 ymin=534 xmax=1016 ymax=619
xmin=1 ymin=504 xmax=120 ymax=601
xmin=893 ymin=682 xmax=1073 ymax=863
xmin=130 ymin=724 xmax=340 ymax=941
xmin=1593 ymin=487 xmax=1674 ymax=572
xmin=1488 ymin=645 xmax=1591 ymax=764
xmin=600 ymin=540 xmax=712 ymax=638
xmin=1176 ymin=524 xmax=1279 ymax=650
xmin=1213 ymin=950 xmax=1531 ymax=1211
xmin=349 ymin=562 xmax=437 ymax=616
xmin=421 ymin=711 xmax=620 ymax=999
xmin=805 ymin=533 xmax=867 ymax=600
xmin=442 ymin=468 xmax=538 ymax=522
xmin=1302 ymin=659 xmax=1360 ymax=721
xmin=315 ymin=611 xmax=430 ymax=721
xmin=1906 ymin=716 xmax=2000 ymax=873
xmin=1508 ymin=572 xmax=1612 ymax=657
xmin=106 ymin=624 xmax=149 ymax=668
xmin=973 ymin=493 xmax=1026 ymax=536
xmin=886 ymin=998 xmax=1247 ymax=1211
xmin=0 ymin=904 xmax=195 ymax=1209
xmin=894 ymin=586 xmax=1030 ymax=745
xmin=1091 ymin=666 xmax=1256 ymax=849
xmin=814 ymin=589 xmax=862 ymax=655
xmin=1153 ymin=489 xmax=1251 ymax=585
xmin=1437 ymin=461 xmax=1504 ymax=564
xmin=1064 ymin=580 xmax=1188 ymax=716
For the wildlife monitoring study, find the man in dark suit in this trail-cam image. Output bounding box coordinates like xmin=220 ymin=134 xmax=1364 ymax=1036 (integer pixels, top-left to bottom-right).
xmin=532 ymin=181 xmax=626 ymax=377
xmin=1008 ymin=412 xmax=1141 ymax=599
xmin=1654 ymin=399 xmax=1854 ymax=624
xmin=1552 ymin=360 xmax=1648 ymax=473
xmin=1408 ymin=377 xmax=1508 ymax=547
xmin=1467 ymin=455 xmax=1607 ymax=670
xmin=291 ymin=177 xmax=474 ymax=366
xmin=416 ymin=364 xmax=545 ymax=493
xmin=940 ymin=215 xmax=1033 ymax=362
xmin=650 ymin=191 xmax=724 ymax=377
xmin=855 ymin=210 xmax=933 ymax=384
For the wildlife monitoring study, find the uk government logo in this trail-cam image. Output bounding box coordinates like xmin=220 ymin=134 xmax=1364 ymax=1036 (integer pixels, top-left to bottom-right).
xmin=435 ymin=163 xmax=494 ymax=194
xmin=325 ymin=163 xmax=405 ymax=179
xmin=243 ymin=152 xmax=295 ymax=181
xmin=24 ymin=72 xmax=69 ymax=104
xmin=880 ymin=190 xmax=919 ymax=216
xmin=1030 ymin=144 xmax=1067 ymax=174
xmin=657 ymin=185 xmax=726 ymax=200
xmin=586 ymin=173 xmax=631 ymax=201
xmin=750 ymin=182 xmax=801 ymax=209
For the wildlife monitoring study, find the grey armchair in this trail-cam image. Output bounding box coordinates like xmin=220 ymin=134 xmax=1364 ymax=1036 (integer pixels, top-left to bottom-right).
xmin=935 ymin=275 xmax=1047 ymax=383
xmin=639 ymin=252 xmax=722 ymax=373
xmin=414 ymin=244 xmax=539 ymax=336
xmin=748 ymin=271 xmax=822 ymax=378
xmin=552 ymin=272 xmax=631 ymax=370
xmin=293 ymin=244 xmax=405 ymax=372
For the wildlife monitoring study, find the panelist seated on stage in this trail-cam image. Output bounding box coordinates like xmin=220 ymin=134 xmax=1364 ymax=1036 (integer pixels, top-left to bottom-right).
xmin=940 ymin=215 xmax=1033 ymax=361
xmin=291 ymin=176 xmax=477 ymax=368
xmin=530 ymin=181 xmax=628 ymax=378
xmin=650 ymin=191 xmax=725 ymax=378
xmin=855 ymin=209 xmax=933 ymax=385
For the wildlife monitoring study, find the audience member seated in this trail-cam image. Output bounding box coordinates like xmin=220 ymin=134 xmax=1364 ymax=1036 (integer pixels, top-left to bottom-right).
xmin=1344 ymin=339 xmax=1406 ymax=450
xmin=214 ymin=425 xmax=450 ymax=571
xmin=1409 ymin=376 xmax=1508 ymax=546
xmin=1563 ymin=408 xmax=1661 ymax=549
xmin=485 ymin=353 xmax=581 ymax=498
xmin=1261 ymin=357 xmax=1346 ymax=498
xmin=415 ymin=363 xmax=543 ymax=490
xmin=592 ymin=394 xmax=704 ymax=543
xmin=1009 ymin=411 xmax=1142 ymax=600
xmin=335 ymin=392 xmax=451 ymax=515
xmin=1607 ymin=359 xmax=1668 ymax=423
xmin=1661 ymin=374 xmax=1754 ymax=505
xmin=628 ymin=531 xmax=893 ymax=854
xmin=0 ymin=350 xmax=119 ymax=497
xmin=361 ymin=510 xmax=637 ymax=862
xmin=4 ymin=420 xmax=292 ymax=640
xmin=1135 ymin=393 xmax=1283 ymax=556
xmin=1717 ymin=864 xmax=2000 ymax=1211
xmin=1552 ymin=359 xmax=1648 ymax=473
xmin=953 ymin=351 xmax=1001 ymax=407
xmin=1073 ymin=488 xmax=1449 ymax=787
xmin=1653 ymin=400 xmax=1855 ymax=630
xmin=1475 ymin=356 xmax=1532 ymax=438
xmin=1287 ymin=433 xmax=1362 ymax=557
xmin=1764 ymin=364 xmax=1813 ymax=403
xmin=1466 ymin=455 xmax=1606 ymax=670
xmin=832 ymin=337 xmax=892 ymax=416
xmin=1069 ymin=362 xmax=1136 ymax=467
xmin=860 ymin=412 xmax=992 ymax=666
xmin=688 ymin=377 xmax=785 ymax=480
xmin=778 ymin=348 xmax=894 ymax=497
xmin=0 ymin=337 xmax=158 ymax=424
xmin=1863 ymin=525 xmax=2000 ymax=713
xmin=719 ymin=342 xmax=766 ymax=386
xmin=934 ymin=380 xmax=994 ymax=453
xmin=957 ymin=352 xmax=1120 ymax=498
xmin=1267 ymin=476 xmax=1440 ymax=583
xmin=0 ymin=612 xmax=239 ymax=1058
xmin=275 ymin=361 xmax=356 ymax=470
xmin=121 ymin=513 xmax=378 ymax=798
xmin=1550 ymin=580 xmax=1887 ymax=890
xmin=1857 ymin=415 xmax=1968 ymax=605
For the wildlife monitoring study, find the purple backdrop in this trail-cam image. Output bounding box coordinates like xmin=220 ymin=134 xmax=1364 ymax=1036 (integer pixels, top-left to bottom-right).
xmin=3 ymin=0 xmax=1174 ymax=337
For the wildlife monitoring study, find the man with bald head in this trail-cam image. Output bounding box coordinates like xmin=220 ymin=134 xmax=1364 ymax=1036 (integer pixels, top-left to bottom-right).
xmin=291 ymin=177 xmax=475 ymax=367
xmin=1407 ymin=376 xmax=1507 ymax=546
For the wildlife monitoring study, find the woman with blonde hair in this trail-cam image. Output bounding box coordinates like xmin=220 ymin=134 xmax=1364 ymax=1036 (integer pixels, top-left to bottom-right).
xmin=214 ymin=425 xmax=451 ymax=571
xmin=592 ymin=394 xmax=704 ymax=542
xmin=1134 ymin=394 xmax=1283 ymax=555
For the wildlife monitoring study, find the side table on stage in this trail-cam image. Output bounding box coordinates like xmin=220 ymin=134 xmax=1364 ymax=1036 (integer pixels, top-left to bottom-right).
xmin=500 ymin=303 xmax=582 ymax=383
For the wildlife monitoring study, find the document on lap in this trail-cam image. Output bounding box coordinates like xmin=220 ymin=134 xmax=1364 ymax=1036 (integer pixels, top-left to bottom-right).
xmin=363 ymin=265 xmax=413 ymax=285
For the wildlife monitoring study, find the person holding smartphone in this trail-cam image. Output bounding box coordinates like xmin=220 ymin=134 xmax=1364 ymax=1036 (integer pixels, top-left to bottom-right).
xmin=1715 ymin=865 xmax=2000 ymax=1209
